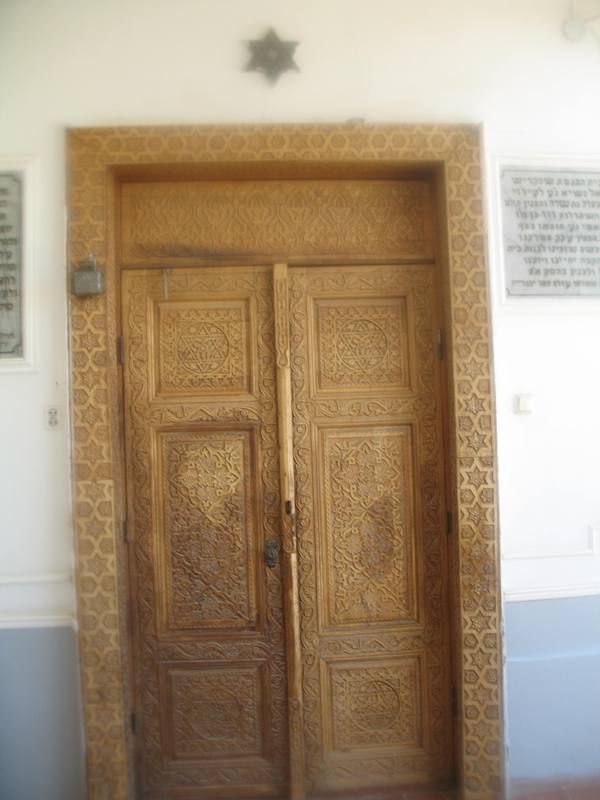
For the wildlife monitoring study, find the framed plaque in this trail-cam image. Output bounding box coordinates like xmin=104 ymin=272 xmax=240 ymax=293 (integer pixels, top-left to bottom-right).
xmin=0 ymin=172 xmax=23 ymax=356
xmin=501 ymin=166 xmax=600 ymax=297
xmin=0 ymin=158 xmax=35 ymax=371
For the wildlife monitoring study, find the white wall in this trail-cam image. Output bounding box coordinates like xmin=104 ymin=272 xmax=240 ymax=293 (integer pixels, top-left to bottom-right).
xmin=1 ymin=0 xmax=599 ymax=649
xmin=487 ymin=152 xmax=600 ymax=602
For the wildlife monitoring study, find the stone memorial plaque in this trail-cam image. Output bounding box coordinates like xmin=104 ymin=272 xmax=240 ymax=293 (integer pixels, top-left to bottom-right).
xmin=501 ymin=167 xmax=600 ymax=296
xmin=0 ymin=172 xmax=23 ymax=356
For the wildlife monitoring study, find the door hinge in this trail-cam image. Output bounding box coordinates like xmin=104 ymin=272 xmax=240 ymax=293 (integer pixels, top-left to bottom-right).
xmin=117 ymin=335 xmax=125 ymax=365
xmin=446 ymin=510 xmax=453 ymax=536
xmin=436 ymin=329 xmax=444 ymax=360
xmin=130 ymin=711 xmax=137 ymax=735
xmin=451 ymin=686 xmax=459 ymax=720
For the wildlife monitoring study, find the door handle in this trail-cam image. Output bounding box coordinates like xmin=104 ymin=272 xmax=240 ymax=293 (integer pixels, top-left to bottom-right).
xmin=264 ymin=538 xmax=279 ymax=569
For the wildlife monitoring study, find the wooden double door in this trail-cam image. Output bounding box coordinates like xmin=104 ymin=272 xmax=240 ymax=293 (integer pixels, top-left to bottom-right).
xmin=122 ymin=261 xmax=453 ymax=799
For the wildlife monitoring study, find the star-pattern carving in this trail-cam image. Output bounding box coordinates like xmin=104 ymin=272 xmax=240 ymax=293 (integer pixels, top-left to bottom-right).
xmin=465 ymin=431 xmax=487 ymax=453
xmin=245 ymin=28 xmax=299 ymax=84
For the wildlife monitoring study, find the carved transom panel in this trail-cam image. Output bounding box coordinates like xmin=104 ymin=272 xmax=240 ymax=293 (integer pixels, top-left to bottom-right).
xmin=120 ymin=179 xmax=434 ymax=263
xmin=320 ymin=426 xmax=416 ymax=627
xmin=166 ymin=665 xmax=264 ymax=760
xmin=160 ymin=429 xmax=257 ymax=631
xmin=156 ymin=301 xmax=250 ymax=396
xmin=315 ymin=298 xmax=410 ymax=391
xmin=328 ymin=659 xmax=420 ymax=751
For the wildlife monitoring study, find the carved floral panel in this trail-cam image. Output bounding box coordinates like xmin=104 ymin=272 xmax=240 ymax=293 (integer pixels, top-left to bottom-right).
xmin=159 ymin=429 xmax=258 ymax=632
xmin=319 ymin=426 xmax=416 ymax=627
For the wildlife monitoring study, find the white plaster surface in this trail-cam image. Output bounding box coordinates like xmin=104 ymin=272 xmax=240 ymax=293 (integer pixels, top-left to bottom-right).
xmin=1 ymin=0 xmax=599 ymax=610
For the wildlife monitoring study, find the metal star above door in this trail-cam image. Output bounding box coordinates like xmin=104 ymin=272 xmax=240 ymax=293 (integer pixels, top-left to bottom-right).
xmin=245 ymin=28 xmax=299 ymax=84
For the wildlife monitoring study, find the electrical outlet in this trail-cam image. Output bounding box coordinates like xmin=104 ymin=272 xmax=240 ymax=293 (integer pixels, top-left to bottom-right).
xmin=46 ymin=405 xmax=60 ymax=430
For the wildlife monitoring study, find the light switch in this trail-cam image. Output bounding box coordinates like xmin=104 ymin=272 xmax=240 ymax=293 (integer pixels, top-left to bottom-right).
xmin=514 ymin=394 xmax=533 ymax=415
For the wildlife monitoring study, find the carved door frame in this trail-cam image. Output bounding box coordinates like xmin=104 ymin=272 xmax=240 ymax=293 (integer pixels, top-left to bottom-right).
xmin=67 ymin=123 xmax=503 ymax=800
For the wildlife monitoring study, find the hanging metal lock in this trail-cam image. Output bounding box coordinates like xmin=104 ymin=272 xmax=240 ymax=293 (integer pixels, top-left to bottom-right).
xmin=71 ymin=254 xmax=105 ymax=297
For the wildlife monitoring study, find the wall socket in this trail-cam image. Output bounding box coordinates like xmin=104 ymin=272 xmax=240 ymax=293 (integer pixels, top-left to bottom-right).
xmin=45 ymin=405 xmax=60 ymax=430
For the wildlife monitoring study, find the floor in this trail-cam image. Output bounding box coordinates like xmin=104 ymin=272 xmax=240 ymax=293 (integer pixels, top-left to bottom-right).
xmin=311 ymin=790 xmax=456 ymax=800
xmin=345 ymin=795 xmax=455 ymax=800
xmin=311 ymin=791 xmax=456 ymax=800
xmin=311 ymin=780 xmax=600 ymax=799
xmin=509 ymin=779 xmax=600 ymax=799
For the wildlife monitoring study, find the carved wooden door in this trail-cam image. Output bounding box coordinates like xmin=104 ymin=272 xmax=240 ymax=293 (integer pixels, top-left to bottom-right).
xmin=289 ymin=264 xmax=453 ymax=794
xmin=122 ymin=261 xmax=452 ymax=799
xmin=122 ymin=267 xmax=291 ymax=798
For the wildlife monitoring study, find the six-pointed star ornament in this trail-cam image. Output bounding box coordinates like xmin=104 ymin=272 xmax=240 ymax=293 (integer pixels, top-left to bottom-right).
xmin=245 ymin=28 xmax=299 ymax=84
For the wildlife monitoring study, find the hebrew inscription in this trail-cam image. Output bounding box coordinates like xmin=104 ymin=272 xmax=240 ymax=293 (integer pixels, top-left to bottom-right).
xmin=0 ymin=173 xmax=22 ymax=357
xmin=502 ymin=167 xmax=600 ymax=296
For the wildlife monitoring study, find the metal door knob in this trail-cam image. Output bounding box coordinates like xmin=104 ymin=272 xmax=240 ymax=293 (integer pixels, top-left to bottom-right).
xmin=264 ymin=538 xmax=279 ymax=569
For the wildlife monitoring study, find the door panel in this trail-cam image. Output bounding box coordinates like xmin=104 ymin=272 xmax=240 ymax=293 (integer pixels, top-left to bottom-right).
xmin=122 ymin=267 xmax=288 ymax=798
xmin=123 ymin=259 xmax=453 ymax=798
xmin=153 ymin=299 xmax=254 ymax=398
xmin=317 ymin=423 xmax=418 ymax=629
xmin=157 ymin=426 xmax=261 ymax=634
xmin=289 ymin=264 xmax=452 ymax=793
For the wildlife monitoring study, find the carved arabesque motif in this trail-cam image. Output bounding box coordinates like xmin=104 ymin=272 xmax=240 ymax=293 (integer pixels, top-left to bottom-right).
xmin=68 ymin=124 xmax=502 ymax=800
xmin=161 ymin=430 xmax=257 ymax=631
xmin=321 ymin=427 xmax=415 ymax=626
xmin=120 ymin=179 xmax=434 ymax=263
